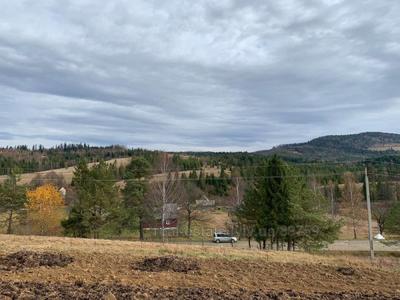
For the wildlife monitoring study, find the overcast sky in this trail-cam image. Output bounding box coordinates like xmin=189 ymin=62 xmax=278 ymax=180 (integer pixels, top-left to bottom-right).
xmin=0 ymin=0 xmax=399 ymax=151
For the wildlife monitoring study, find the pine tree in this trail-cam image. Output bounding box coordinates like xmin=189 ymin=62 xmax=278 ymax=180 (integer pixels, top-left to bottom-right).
xmin=122 ymin=157 xmax=151 ymax=240
xmin=198 ymin=170 xmax=206 ymax=190
xmin=188 ymin=170 xmax=198 ymax=180
xmin=386 ymin=202 xmax=400 ymax=235
xmin=0 ymin=169 xmax=27 ymax=234
xmin=288 ymin=177 xmax=341 ymax=250
xmin=237 ymin=156 xmax=340 ymax=250
xmin=62 ymin=160 xmax=120 ymax=238
xmin=238 ymin=156 xmax=290 ymax=249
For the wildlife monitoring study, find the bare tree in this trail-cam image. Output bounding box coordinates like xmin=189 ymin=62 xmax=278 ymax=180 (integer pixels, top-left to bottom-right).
xmin=30 ymin=171 xmax=66 ymax=188
xmin=231 ymin=167 xmax=245 ymax=207
xmin=309 ymin=175 xmax=327 ymax=210
xmin=372 ymin=201 xmax=393 ymax=235
xmin=327 ymin=180 xmax=336 ymax=217
xmin=341 ymin=172 xmax=364 ymax=239
xmin=179 ymin=182 xmax=202 ymax=238
xmin=150 ymin=153 xmax=181 ymax=242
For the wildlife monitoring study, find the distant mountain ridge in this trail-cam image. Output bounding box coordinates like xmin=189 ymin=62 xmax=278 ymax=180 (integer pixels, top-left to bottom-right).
xmin=256 ymin=132 xmax=400 ymax=161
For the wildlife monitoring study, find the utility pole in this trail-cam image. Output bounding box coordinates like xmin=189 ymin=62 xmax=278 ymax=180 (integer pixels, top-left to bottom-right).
xmin=365 ymin=167 xmax=374 ymax=260
xmin=160 ymin=152 xmax=168 ymax=244
xmin=161 ymin=179 xmax=166 ymax=243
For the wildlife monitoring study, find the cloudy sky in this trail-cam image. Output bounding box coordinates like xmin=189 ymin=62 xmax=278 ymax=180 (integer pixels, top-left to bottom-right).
xmin=0 ymin=0 xmax=399 ymax=151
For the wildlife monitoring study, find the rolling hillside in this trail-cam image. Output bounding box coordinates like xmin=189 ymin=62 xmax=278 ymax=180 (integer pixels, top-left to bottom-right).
xmin=0 ymin=157 xmax=132 ymax=185
xmin=256 ymin=132 xmax=400 ymax=161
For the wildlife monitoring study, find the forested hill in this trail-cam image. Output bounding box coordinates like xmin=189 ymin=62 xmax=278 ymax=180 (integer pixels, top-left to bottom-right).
xmin=2 ymin=132 xmax=400 ymax=175
xmin=256 ymin=132 xmax=400 ymax=162
xmin=0 ymin=144 xmax=157 ymax=175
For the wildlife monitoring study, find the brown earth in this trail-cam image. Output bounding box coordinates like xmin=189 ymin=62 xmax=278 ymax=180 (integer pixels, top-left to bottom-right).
xmin=0 ymin=235 xmax=399 ymax=299
xmin=133 ymin=256 xmax=200 ymax=273
xmin=0 ymin=251 xmax=73 ymax=271
xmin=336 ymin=266 xmax=356 ymax=276
xmin=0 ymin=281 xmax=397 ymax=300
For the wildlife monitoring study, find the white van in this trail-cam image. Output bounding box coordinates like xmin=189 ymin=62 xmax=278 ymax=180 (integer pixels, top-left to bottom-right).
xmin=213 ymin=232 xmax=237 ymax=243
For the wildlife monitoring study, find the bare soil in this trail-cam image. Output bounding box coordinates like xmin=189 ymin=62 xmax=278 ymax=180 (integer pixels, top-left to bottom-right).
xmin=0 ymin=251 xmax=73 ymax=271
xmin=0 ymin=281 xmax=397 ymax=299
xmin=0 ymin=235 xmax=399 ymax=299
xmin=133 ymin=256 xmax=200 ymax=273
xmin=336 ymin=266 xmax=356 ymax=276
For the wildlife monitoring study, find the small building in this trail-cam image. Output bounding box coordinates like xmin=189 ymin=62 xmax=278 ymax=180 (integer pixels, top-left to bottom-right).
xmin=143 ymin=203 xmax=178 ymax=229
xmin=196 ymin=195 xmax=215 ymax=208
xmin=59 ymin=187 xmax=67 ymax=198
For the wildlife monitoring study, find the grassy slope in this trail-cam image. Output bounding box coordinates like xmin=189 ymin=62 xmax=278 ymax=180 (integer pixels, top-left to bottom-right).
xmin=0 ymin=234 xmax=399 ymax=296
xmin=0 ymin=157 xmax=132 ymax=185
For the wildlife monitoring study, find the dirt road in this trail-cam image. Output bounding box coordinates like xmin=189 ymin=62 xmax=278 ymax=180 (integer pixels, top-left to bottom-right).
xmin=328 ymin=240 xmax=400 ymax=252
xmin=161 ymin=239 xmax=400 ymax=252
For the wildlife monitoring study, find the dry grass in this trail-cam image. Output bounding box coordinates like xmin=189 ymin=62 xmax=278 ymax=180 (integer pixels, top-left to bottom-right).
xmin=0 ymin=234 xmax=399 ymax=296
xmin=339 ymin=215 xmax=372 ymax=240
xmin=0 ymin=157 xmax=131 ymax=185
xmin=0 ymin=234 xmax=398 ymax=268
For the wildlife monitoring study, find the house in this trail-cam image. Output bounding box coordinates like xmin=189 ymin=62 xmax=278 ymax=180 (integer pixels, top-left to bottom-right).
xmin=196 ymin=195 xmax=215 ymax=208
xmin=143 ymin=203 xmax=178 ymax=229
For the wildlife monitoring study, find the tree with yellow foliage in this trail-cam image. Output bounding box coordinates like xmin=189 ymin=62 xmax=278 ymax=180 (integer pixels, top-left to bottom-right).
xmin=26 ymin=184 xmax=65 ymax=235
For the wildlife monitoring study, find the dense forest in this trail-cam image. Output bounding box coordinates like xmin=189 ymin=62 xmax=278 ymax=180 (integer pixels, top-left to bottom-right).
xmin=2 ymin=140 xmax=400 ymax=184
xmin=0 ymin=144 xmax=158 ymax=175
xmin=256 ymin=132 xmax=400 ymax=161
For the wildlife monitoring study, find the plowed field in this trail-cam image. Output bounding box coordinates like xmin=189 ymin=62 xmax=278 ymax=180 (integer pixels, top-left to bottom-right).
xmin=0 ymin=235 xmax=399 ymax=299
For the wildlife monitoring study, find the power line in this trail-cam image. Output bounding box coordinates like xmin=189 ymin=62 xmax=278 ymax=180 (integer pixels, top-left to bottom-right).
xmin=93 ymin=171 xmax=370 ymax=183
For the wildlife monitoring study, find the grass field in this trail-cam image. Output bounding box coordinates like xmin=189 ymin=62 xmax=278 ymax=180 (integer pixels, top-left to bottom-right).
xmin=0 ymin=234 xmax=399 ymax=299
xmin=0 ymin=157 xmax=132 ymax=185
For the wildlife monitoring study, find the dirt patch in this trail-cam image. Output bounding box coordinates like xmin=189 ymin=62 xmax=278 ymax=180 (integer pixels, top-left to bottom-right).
xmin=133 ymin=256 xmax=200 ymax=273
xmin=0 ymin=251 xmax=73 ymax=271
xmin=0 ymin=281 xmax=396 ymax=300
xmin=1 ymin=235 xmax=400 ymax=297
xmin=337 ymin=266 xmax=356 ymax=276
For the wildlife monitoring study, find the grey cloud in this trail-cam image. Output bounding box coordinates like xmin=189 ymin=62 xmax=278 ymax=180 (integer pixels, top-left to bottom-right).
xmin=0 ymin=0 xmax=399 ymax=151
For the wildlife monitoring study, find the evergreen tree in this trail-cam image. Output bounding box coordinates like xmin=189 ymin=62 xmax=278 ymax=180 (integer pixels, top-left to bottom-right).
xmin=237 ymin=156 xmax=340 ymax=250
xmin=216 ymin=167 xmax=230 ymax=196
xmin=386 ymin=202 xmax=400 ymax=235
xmin=0 ymin=169 xmax=27 ymax=234
xmin=62 ymin=160 xmax=120 ymax=238
xmin=238 ymin=156 xmax=290 ymax=249
xmin=122 ymin=157 xmax=151 ymax=240
xmin=198 ymin=170 xmax=206 ymax=190
xmin=188 ymin=170 xmax=198 ymax=180
xmin=288 ymin=177 xmax=341 ymax=250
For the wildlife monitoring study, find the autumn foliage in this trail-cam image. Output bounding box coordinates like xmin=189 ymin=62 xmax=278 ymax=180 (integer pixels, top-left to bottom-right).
xmin=26 ymin=184 xmax=65 ymax=235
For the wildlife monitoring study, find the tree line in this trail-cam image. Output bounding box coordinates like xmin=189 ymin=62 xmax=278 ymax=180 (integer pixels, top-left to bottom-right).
xmin=1 ymin=154 xmax=399 ymax=246
xmin=236 ymin=156 xmax=341 ymax=250
xmin=0 ymin=145 xmax=160 ymax=175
